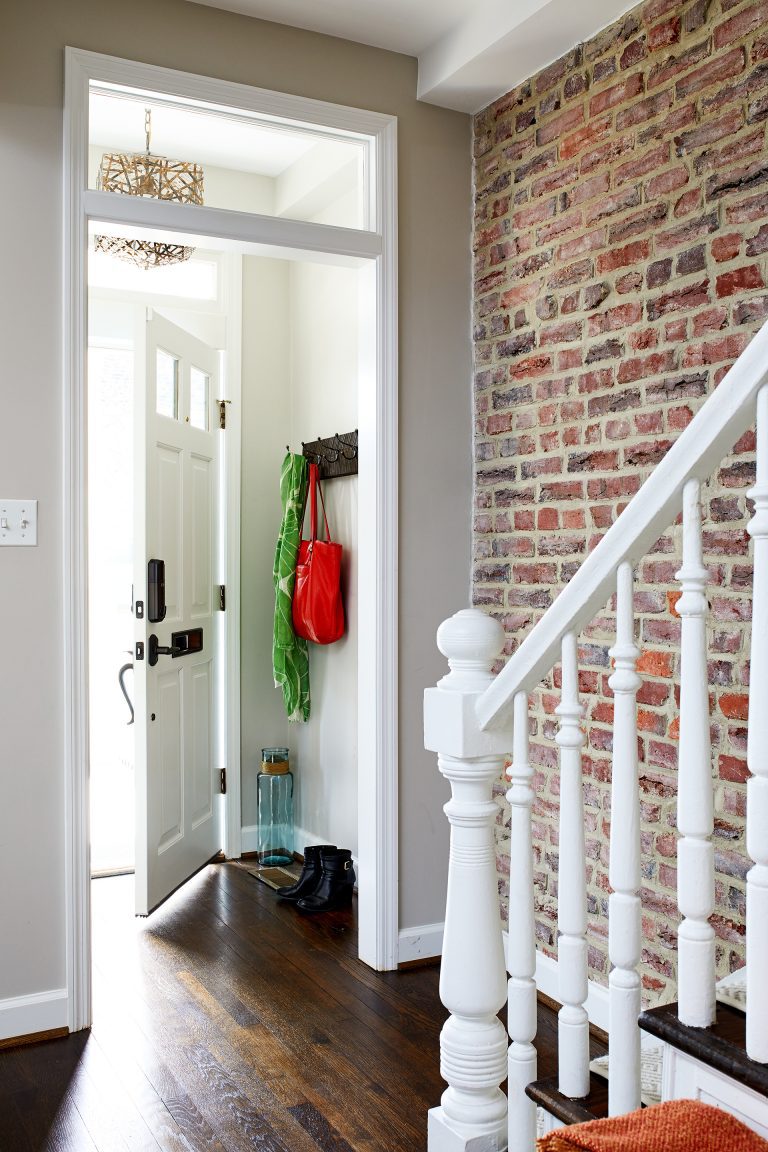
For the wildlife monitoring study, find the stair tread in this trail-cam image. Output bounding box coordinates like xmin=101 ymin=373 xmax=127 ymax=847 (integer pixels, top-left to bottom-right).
xmin=526 ymin=1072 xmax=610 ymax=1126
xmin=639 ymin=1001 xmax=768 ymax=1100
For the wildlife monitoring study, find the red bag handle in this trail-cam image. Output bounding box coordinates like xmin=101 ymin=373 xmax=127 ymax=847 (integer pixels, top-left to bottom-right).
xmin=308 ymin=462 xmax=332 ymax=544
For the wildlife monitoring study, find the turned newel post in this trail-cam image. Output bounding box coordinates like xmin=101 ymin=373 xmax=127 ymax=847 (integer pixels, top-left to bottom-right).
xmin=424 ymin=608 xmax=509 ymax=1152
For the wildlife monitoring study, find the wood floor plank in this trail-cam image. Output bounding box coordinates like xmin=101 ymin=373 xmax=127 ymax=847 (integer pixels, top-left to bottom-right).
xmin=0 ymin=864 xmax=565 ymax=1152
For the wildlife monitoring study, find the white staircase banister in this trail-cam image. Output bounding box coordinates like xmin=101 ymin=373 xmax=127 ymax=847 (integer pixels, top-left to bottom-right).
xmin=476 ymin=319 xmax=768 ymax=732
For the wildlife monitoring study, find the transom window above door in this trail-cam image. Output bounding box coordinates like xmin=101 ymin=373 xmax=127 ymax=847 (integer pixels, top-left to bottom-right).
xmin=88 ymin=83 xmax=373 ymax=231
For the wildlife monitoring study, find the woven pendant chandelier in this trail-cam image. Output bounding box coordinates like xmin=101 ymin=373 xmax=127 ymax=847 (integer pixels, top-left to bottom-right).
xmin=94 ymin=108 xmax=204 ymax=269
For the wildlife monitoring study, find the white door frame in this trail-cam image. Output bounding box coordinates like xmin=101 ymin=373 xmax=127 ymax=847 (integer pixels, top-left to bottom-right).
xmin=64 ymin=47 xmax=399 ymax=1031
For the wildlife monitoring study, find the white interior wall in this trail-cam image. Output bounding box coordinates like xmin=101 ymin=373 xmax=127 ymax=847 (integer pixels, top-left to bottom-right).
xmin=239 ymin=248 xmax=359 ymax=857
xmin=288 ymin=256 xmax=359 ymax=857
xmin=240 ymin=256 xmax=293 ymax=848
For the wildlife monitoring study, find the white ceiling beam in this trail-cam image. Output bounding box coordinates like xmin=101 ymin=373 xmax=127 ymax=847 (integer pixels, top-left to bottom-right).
xmin=418 ymin=0 xmax=641 ymax=114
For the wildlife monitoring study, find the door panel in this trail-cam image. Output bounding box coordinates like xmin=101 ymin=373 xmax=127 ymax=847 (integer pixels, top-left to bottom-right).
xmin=135 ymin=311 xmax=222 ymax=915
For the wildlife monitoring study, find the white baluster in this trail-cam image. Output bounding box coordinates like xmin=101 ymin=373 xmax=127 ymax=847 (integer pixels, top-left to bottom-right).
xmin=608 ymin=563 xmax=641 ymax=1115
xmin=507 ymin=691 xmax=537 ymax=1152
xmin=676 ymin=478 xmax=715 ymax=1028
xmin=747 ymin=384 xmax=768 ymax=1063
xmin=424 ymin=609 xmax=510 ymax=1152
xmin=556 ymin=631 xmax=589 ymax=1099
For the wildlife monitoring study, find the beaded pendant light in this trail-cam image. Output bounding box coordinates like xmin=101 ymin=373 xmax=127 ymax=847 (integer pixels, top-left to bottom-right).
xmin=94 ymin=108 xmax=204 ymax=269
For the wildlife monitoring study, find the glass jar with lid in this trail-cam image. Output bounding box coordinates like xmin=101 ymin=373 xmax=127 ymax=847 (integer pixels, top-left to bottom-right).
xmin=257 ymin=747 xmax=293 ymax=865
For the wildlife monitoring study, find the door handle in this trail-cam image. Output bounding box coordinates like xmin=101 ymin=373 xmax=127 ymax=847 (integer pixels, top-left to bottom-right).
xmin=148 ymin=634 xmax=182 ymax=666
xmin=147 ymin=628 xmax=203 ymax=667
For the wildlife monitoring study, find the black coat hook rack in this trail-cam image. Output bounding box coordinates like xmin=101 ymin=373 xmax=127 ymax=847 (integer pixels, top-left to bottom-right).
xmin=293 ymin=429 xmax=358 ymax=480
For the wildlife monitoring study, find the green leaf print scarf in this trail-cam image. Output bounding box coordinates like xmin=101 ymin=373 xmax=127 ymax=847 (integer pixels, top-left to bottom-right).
xmin=273 ymin=452 xmax=310 ymax=722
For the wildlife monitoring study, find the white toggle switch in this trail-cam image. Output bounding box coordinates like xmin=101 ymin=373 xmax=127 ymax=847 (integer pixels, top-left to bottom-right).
xmin=0 ymin=500 xmax=38 ymax=546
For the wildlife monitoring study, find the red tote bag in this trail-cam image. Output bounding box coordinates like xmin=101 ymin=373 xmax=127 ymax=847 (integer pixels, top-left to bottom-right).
xmin=292 ymin=462 xmax=345 ymax=644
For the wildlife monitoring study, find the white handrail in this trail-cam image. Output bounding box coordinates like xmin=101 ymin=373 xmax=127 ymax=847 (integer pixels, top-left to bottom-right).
xmin=476 ymin=318 xmax=768 ymax=732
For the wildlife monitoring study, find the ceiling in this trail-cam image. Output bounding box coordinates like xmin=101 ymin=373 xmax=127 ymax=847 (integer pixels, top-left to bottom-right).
xmin=89 ymin=91 xmax=322 ymax=176
xmin=186 ymin=0 xmax=641 ymax=113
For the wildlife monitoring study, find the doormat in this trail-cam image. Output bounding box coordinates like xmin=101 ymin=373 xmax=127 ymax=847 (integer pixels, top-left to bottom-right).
xmin=238 ymin=861 xmax=302 ymax=891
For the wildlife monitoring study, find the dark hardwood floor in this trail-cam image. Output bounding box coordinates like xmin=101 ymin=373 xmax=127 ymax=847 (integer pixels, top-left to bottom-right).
xmin=0 ymin=862 xmax=562 ymax=1151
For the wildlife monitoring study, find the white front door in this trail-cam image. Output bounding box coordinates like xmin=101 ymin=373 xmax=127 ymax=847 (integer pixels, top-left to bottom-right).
xmin=133 ymin=310 xmax=223 ymax=915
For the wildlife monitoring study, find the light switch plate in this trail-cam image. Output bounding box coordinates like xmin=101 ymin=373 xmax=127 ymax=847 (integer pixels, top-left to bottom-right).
xmin=0 ymin=499 xmax=38 ymax=546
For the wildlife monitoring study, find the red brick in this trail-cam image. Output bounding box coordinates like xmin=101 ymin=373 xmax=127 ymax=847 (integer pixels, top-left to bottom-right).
xmin=747 ymin=224 xmax=768 ymax=256
xmin=500 ymin=281 xmax=542 ymax=308
xmin=665 ymin=318 xmax=689 ymax=342
xmin=712 ymin=234 xmax=742 ymax=262
xmin=536 ymin=208 xmax=583 ymax=245
xmin=508 ymin=354 xmax=554 ymax=379
xmin=649 ymin=16 xmax=682 ymax=50
xmin=567 ymin=171 xmax=611 ymax=207
xmin=726 ymin=190 xmax=768 ymax=224
xmin=636 ymin=411 xmax=664 ymax=434
xmin=674 ymin=188 xmax=703 ymax=217
xmin=536 ymin=105 xmax=585 ymax=146
xmin=682 ymin=333 xmax=751 ymax=366
xmin=716 ymin=265 xmax=765 ymax=297
xmin=644 ymin=166 xmax=689 ymax=200
xmin=596 ymin=240 xmax=651 ymax=273
xmin=585 ymin=187 xmax=642 ymax=224
xmin=558 ymin=228 xmax=607 ymax=261
xmin=714 ymin=3 xmax=768 ymax=49
xmin=617 ymin=351 xmax=677 ymax=384
xmin=695 ymin=128 xmax=764 ymax=176
xmin=532 ymin=163 xmax=581 ymax=198
xmin=647 ymin=281 xmax=710 ymax=319
xmin=588 ymin=302 xmax=643 ymax=336
xmin=647 ymin=39 xmax=711 ymax=90
xmin=513 ymin=198 xmax=557 ymax=229
xmin=581 ymin=133 xmax=636 ymax=175
xmin=560 ymin=114 xmax=614 ymax=161
xmin=677 ymin=108 xmax=745 ymax=155
xmin=539 ymin=320 xmax=583 ymax=345
xmin=629 ymin=328 xmax=659 ymax=350
xmin=676 ymin=47 xmax=746 ymax=97
xmin=637 ymin=650 xmax=675 ymax=677
xmin=692 ymin=307 xmax=728 ymax=334
xmin=668 ymin=405 xmax=694 ymax=430
xmin=719 ymin=692 xmax=750 ymax=720
xmin=616 ymin=144 xmax=670 ymax=185
xmin=590 ymin=73 xmax=645 ymax=117
xmin=719 ymin=755 xmax=749 ymax=783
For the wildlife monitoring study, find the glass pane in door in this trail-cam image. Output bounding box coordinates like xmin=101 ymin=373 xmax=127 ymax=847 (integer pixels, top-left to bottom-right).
xmin=156 ymin=349 xmax=178 ymax=419
xmin=190 ymin=367 xmax=209 ymax=430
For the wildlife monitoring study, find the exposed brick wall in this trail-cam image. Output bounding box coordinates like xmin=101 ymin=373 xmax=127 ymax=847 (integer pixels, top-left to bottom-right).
xmin=473 ymin=0 xmax=768 ymax=1002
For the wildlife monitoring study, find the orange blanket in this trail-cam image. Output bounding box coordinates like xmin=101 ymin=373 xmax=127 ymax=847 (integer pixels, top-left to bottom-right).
xmin=537 ymin=1099 xmax=768 ymax=1152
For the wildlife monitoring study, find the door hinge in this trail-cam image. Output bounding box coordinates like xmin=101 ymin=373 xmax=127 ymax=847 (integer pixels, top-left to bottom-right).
xmin=220 ymin=768 xmax=227 ymax=794
xmin=218 ymin=584 xmax=226 ymax=611
xmin=217 ymin=399 xmax=231 ymax=430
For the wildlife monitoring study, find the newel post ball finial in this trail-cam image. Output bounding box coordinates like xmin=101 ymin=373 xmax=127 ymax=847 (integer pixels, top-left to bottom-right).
xmin=436 ymin=608 xmax=505 ymax=692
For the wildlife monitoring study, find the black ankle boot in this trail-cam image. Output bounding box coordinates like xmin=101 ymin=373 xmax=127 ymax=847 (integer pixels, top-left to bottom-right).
xmin=296 ymin=849 xmax=355 ymax=913
xmin=275 ymin=845 xmax=337 ymax=902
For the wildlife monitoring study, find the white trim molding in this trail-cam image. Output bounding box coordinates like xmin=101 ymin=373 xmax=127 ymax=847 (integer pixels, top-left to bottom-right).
xmin=64 ymin=47 xmax=400 ymax=1033
xmin=0 ymin=989 xmax=69 ymax=1043
xmin=398 ymin=922 xmax=444 ymax=965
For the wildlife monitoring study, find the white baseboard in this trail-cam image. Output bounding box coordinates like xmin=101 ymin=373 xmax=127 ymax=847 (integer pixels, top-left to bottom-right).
xmin=503 ymin=932 xmax=610 ymax=1034
xmin=0 ymin=988 xmax=68 ymax=1042
xmin=398 ymin=922 xmax=444 ymax=964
